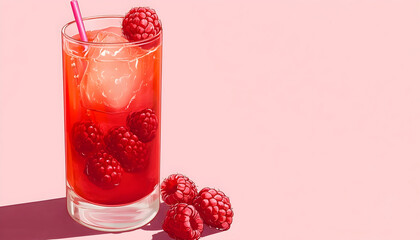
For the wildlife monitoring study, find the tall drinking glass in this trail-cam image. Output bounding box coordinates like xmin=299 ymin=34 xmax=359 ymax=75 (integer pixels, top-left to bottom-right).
xmin=62 ymin=16 xmax=162 ymax=231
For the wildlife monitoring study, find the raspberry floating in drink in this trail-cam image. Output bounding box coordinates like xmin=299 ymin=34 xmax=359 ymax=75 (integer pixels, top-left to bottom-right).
xmin=104 ymin=126 xmax=149 ymax=173
xmin=85 ymin=150 xmax=123 ymax=189
xmin=127 ymin=108 xmax=159 ymax=143
xmin=72 ymin=121 xmax=103 ymax=156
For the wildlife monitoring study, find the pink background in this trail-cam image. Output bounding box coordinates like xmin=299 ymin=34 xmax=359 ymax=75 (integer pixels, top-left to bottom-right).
xmin=1 ymin=0 xmax=420 ymax=239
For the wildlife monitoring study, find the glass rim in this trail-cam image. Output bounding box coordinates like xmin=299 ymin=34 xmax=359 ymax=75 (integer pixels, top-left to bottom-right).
xmin=61 ymin=15 xmax=162 ymax=46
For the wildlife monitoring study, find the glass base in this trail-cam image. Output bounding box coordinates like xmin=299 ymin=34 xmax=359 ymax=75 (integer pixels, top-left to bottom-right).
xmin=66 ymin=183 xmax=160 ymax=232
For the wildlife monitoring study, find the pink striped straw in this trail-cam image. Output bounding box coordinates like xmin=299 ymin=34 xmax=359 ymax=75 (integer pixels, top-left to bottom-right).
xmin=70 ymin=0 xmax=88 ymax=42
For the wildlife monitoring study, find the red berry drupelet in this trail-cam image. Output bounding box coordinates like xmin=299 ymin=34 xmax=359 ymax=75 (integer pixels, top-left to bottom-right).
xmin=193 ymin=188 xmax=234 ymax=230
xmin=127 ymin=108 xmax=158 ymax=143
xmin=72 ymin=121 xmax=103 ymax=156
xmin=161 ymin=174 xmax=198 ymax=205
xmin=104 ymin=126 xmax=149 ymax=173
xmin=85 ymin=150 xmax=123 ymax=189
xmin=163 ymin=203 xmax=204 ymax=240
xmin=122 ymin=7 xmax=162 ymax=42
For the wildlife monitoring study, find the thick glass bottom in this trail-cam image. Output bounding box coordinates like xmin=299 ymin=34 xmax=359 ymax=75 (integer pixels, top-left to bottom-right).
xmin=66 ymin=183 xmax=160 ymax=232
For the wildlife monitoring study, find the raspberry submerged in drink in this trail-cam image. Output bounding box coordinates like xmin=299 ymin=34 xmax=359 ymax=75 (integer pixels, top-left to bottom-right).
xmin=63 ymin=13 xmax=162 ymax=205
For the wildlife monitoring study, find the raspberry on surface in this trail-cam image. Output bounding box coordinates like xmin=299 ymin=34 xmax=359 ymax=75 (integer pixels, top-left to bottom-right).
xmin=85 ymin=150 xmax=123 ymax=189
xmin=127 ymin=109 xmax=158 ymax=143
xmin=122 ymin=7 xmax=162 ymax=42
xmin=72 ymin=121 xmax=103 ymax=156
xmin=104 ymin=126 xmax=149 ymax=172
xmin=163 ymin=203 xmax=204 ymax=240
xmin=161 ymin=174 xmax=198 ymax=205
xmin=193 ymin=187 xmax=234 ymax=231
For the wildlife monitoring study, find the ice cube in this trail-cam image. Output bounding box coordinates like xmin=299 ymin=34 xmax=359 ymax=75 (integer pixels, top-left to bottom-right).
xmin=80 ymin=29 xmax=148 ymax=112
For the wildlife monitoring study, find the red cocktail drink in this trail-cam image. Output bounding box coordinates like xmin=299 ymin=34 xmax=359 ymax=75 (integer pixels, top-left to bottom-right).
xmin=62 ymin=16 xmax=161 ymax=231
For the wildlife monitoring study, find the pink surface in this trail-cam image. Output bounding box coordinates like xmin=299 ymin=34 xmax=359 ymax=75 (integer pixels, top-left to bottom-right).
xmin=1 ymin=0 xmax=420 ymax=239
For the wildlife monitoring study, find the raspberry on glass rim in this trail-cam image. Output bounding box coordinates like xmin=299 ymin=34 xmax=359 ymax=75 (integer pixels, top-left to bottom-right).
xmin=122 ymin=7 xmax=162 ymax=42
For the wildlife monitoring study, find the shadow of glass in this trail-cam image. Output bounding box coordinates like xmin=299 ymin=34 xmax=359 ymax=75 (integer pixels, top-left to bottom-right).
xmin=0 ymin=198 xmax=105 ymax=240
xmin=141 ymin=202 xmax=169 ymax=231
xmin=0 ymin=198 xmax=222 ymax=240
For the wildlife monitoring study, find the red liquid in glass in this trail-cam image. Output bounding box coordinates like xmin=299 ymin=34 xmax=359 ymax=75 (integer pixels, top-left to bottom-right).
xmin=63 ymin=27 xmax=161 ymax=205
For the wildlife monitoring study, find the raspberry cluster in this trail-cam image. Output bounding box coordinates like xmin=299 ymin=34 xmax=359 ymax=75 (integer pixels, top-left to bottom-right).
xmin=71 ymin=108 xmax=158 ymax=189
xmin=161 ymin=174 xmax=234 ymax=240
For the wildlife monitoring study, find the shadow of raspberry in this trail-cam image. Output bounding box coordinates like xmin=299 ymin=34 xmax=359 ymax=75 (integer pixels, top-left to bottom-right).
xmin=152 ymin=230 xmax=172 ymax=240
xmin=148 ymin=202 xmax=221 ymax=240
xmin=152 ymin=227 xmax=220 ymax=240
xmin=201 ymin=226 xmax=221 ymax=237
